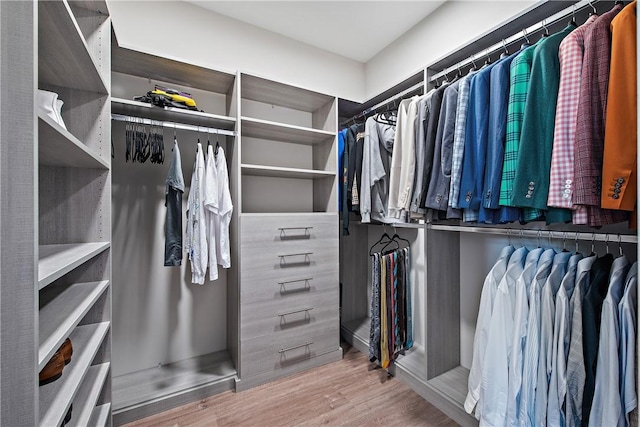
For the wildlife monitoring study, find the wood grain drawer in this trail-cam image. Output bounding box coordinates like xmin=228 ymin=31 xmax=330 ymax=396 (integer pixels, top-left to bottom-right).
xmin=240 ymin=319 xmax=339 ymax=378
xmin=240 ymin=288 xmax=339 ymax=340
xmin=240 ymin=214 xmax=337 ymax=247
xmin=240 ymin=264 xmax=338 ymax=303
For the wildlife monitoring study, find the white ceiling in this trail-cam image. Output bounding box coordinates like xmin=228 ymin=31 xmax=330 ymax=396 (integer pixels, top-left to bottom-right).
xmin=185 ymin=1 xmax=446 ymax=62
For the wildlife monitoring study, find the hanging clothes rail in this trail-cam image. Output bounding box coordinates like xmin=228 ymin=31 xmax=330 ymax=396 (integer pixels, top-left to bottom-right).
xmin=428 ymin=0 xmax=604 ymax=83
xmin=428 ymin=224 xmax=638 ymax=244
xmin=111 ymin=113 xmax=236 ymax=137
xmin=339 ymin=81 xmax=424 ymax=127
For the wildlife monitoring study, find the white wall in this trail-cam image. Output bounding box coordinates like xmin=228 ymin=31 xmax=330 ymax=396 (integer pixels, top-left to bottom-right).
xmin=364 ymin=0 xmax=537 ymax=100
xmin=108 ymin=0 xmax=365 ymax=101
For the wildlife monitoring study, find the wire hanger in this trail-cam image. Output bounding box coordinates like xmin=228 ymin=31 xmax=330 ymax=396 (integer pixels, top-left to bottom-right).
xmin=500 ymin=39 xmax=509 ymax=58
xmin=588 ymin=0 xmax=597 ymax=16
xmin=522 ymin=28 xmax=531 ymax=49
xmin=541 ymin=19 xmax=550 ymax=37
xmin=569 ymin=4 xmax=577 ymax=26
xmin=618 ymin=235 xmax=624 ymax=256
xmin=484 ymin=48 xmax=492 ymax=65
xmin=469 ymin=54 xmax=478 ymax=72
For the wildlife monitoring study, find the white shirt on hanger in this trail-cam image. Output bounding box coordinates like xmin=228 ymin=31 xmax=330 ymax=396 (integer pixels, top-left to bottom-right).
xmin=185 ymin=143 xmax=208 ymax=285
xmin=204 ymin=144 xmax=219 ymax=281
xmin=214 ymin=146 xmax=233 ymax=269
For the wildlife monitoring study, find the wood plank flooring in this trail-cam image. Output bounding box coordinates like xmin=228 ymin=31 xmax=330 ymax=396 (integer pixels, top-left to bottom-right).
xmin=124 ymin=344 xmax=459 ymax=427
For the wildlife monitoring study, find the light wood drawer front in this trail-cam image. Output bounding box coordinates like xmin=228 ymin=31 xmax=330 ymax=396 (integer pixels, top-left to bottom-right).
xmin=240 ymin=288 xmax=338 ymax=340
xmin=240 ymin=264 xmax=338 ymax=303
xmin=240 ymin=320 xmax=339 ymax=378
xmin=240 ymin=240 xmax=337 ymax=282
xmin=240 ymin=215 xmax=337 ymax=247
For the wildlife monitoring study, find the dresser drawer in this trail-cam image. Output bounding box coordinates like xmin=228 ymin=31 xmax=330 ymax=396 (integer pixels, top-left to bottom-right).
xmin=240 ymin=263 xmax=338 ymax=303
xmin=240 ymin=214 xmax=337 ymax=247
xmin=240 ymin=319 xmax=339 ymax=378
xmin=240 ymin=288 xmax=339 ymax=340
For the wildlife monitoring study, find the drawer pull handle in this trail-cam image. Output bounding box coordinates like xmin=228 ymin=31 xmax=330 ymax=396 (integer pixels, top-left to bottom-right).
xmin=279 ymin=252 xmax=313 ymax=258
xmin=278 ymin=278 xmax=313 ymax=286
xmin=279 ymin=341 xmax=313 ymax=354
xmin=279 ymin=227 xmax=313 ymax=239
xmin=278 ymin=252 xmax=313 ymax=267
xmin=278 ymin=307 xmax=314 ymax=317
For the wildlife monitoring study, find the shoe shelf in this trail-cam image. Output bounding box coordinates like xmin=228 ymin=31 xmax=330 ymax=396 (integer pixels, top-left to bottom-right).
xmin=241 ymin=116 xmax=335 ymax=145
xmin=241 ymin=164 xmax=335 ymax=180
xmin=111 ymin=97 xmax=237 ymax=131
xmin=39 ymin=280 xmax=109 ymax=370
xmin=39 ymin=322 xmax=110 ymax=427
xmin=38 ymin=0 xmax=108 ymax=94
xmin=38 ymin=242 xmax=110 ymax=290
xmin=67 ymin=362 xmax=110 ymax=427
xmin=90 ymin=403 xmax=112 ymax=427
xmin=38 ymin=114 xmax=109 ymax=169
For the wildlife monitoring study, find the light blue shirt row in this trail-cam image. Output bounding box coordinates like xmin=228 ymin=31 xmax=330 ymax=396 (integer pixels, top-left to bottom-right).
xmin=619 ymin=263 xmax=637 ymax=427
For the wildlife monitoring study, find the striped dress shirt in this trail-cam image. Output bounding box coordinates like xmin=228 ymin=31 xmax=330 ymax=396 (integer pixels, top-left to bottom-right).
xmin=519 ymin=248 xmax=556 ymax=426
xmin=449 ymin=70 xmax=477 ymax=212
xmin=565 ymin=254 xmax=597 ymax=427
xmin=499 ymin=42 xmax=543 ymax=222
xmin=547 ymin=16 xmax=597 ymax=222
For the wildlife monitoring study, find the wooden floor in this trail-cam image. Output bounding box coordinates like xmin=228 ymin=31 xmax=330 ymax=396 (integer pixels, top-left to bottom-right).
xmin=124 ymin=344 xmax=459 ymax=427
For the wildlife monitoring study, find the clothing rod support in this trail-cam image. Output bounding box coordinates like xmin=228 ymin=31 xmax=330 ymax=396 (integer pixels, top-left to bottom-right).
xmin=111 ymin=113 xmax=236 ymax=137
xmin=428 ymin=0 xmax=602 ymax=83
xmin=428 ymin=224 xmax=638 ymax=244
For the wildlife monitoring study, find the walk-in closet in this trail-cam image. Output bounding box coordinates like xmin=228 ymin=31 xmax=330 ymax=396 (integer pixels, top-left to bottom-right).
xmin=0 ymin=0 xmax=638 ymax=426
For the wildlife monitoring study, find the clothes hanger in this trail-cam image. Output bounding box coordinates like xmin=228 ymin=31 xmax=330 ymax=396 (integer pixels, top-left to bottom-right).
xmin=568 ymin=4 xmax=577 ymax=26
xmin=590 ymin=233 xmax=596 ymax=256
xmin=588 ymin=0 xmax=597 ymax=16
xmin=369 ymin=230 xmax=393 ymax=256
xmin=618 ymin=235 xmax=624 ymax=257
xmin=541 ymin=19 xmax=550 ymax=38
xmin=215 ymin=130 xmax=220 ymax=156
xmin=469 ymin=55 xmax=478 ymax=73
xmin=500 ymin=39 xmax=509 ymax=58
xmin=484 ymin=49 xmax=492 ymax=65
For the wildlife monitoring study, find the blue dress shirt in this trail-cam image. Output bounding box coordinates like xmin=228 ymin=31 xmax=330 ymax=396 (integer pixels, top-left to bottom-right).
xmin=619 ymin=263 xmax=638 ymax=426
xmin=589 ymin=256 xmax=631 ymax=427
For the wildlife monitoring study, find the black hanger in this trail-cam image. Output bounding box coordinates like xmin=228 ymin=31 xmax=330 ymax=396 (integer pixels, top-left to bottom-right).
xmin=615 ymin=1 xmax=625 ymax=6
xmin=381 ymin=232 xmax=411 ymax=254
xmin=568 ymin=4 xmax=577 ymax=26
xmin=215 ymin=131 xmax=220 ymax=156
xmin=369 ymin=232 xmax=393 ymax=256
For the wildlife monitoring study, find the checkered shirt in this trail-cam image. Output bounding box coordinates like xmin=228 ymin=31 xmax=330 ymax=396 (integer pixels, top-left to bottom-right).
xmin=547 ymin=16 xmax=598 ymax=211
xmin=498 ymin=43 xmax=543 ymax=221
xmin=449 ymin=70 xmax=477 ymax=209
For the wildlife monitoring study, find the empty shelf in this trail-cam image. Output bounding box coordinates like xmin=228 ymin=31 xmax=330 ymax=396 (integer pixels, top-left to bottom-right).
xmin=241 ymin=117 xmax=334 ymax=145
xmin=113 ymin=350 xmax=236 ymax=415
xmin=40 ymin=322 xmax=110 ymax=427
xmin=38 ymin=115 xmax=109 ymax=169
xmin=89 ymin=403 xmax=111 ymax=427
xmin=67 ymin=363 xmax=110 ymax=427
xmin=241 ymin=74 xmax=333 ymax=112
xmin=39 ymin=242 xmax=110 ymax=290
xmin=112 ymin=98 xmax=236 ymax=131
xmin=242 ymin=164 xmax=335 ymax=180
xmin=38 ymin=1 xmax=107 ymax=93
xmin=427 ymin=365 xmax=470 ymax=409
xmin=39 ymin=280 xmax=109 ymax=370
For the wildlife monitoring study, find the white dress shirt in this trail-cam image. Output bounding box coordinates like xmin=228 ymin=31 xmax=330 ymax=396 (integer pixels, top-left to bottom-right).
xmin=479 ymin=246 xmax=529 ymax=426
xmin=465 ymin=245 xmax=517 ymax=417
xmin=535 ymin=251 xmax=572 ymax=426
xmin=619 ymin=263 xmax=638 ymax=427
xmin=507 ymin=247 xmax=544 ymax=426
xmin=547 ymin=252 xmax=583 ymax=427
xmin=589 ymin=255 xmax=631 ymax=427
xmin=518 ymin=248 xmax=556 ymax=426
xmin=204 ymin=144 xmax=219 ymax=280
xmin=565 ymin=254 xmax=598 ymax=427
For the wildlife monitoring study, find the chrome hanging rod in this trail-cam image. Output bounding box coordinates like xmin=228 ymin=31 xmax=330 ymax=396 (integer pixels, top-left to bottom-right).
xmin=428 ymin=224 xmax=638 ymax=244
xmin=340 ymin=81 xmax=424 ymax=127
xmin=429 ymin=0 xmax=603 ymax=84
xmin=111 ymin=113 xmax=236 ymax=137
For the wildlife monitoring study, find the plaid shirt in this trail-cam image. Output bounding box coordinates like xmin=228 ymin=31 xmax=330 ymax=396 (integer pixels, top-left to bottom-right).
xmin=573 ymin=4 xmax=628 ymax=226
xmin=547 ymin=16 xmax=598 ymax=211
xmin=449 ymin=70 xmax=477 ymax=209
xmin=499 ymin=42 xmax=543 ymax=221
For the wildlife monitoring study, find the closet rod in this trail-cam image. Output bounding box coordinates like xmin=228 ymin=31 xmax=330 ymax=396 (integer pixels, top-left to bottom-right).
xmin=428 ymin=0 xmax=602 ymax=83
xmin=111 ymin=113 xmax=236 ymax=137
xmin=428 ymin=224 xmax=638 ymax=244
xmin=339 ymin=81 xmax=424 ymax=127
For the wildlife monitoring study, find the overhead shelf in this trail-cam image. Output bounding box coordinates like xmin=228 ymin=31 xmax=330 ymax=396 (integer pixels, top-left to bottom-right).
xmin=38 ymin=0 xmax=107 ymax=94
xmin=242 ymin=164 xmax=335 ymax=180
xmin=39 ymin=322 xmax=110 ymax=427
xmin=38 ymin=115 xmax=109 ymax=169
xmin=66 ymin=363 xmax=110 ymax=427
xmin=241 ymin=117 xmax=334 ymax=145
xmin=241 ymin=73 xmax=333 ymax=112
xmin=111 ymin=98 xmax=236 ymax=131
xmin=39 ymin=280 xmax=109 ymax=370
xmin=39 ymin=242 xmax=111 ymax=290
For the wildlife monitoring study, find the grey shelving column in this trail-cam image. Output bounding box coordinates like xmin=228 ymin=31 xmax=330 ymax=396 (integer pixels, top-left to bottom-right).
xmin=1 ymin=0 xmax=113 ymax=426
